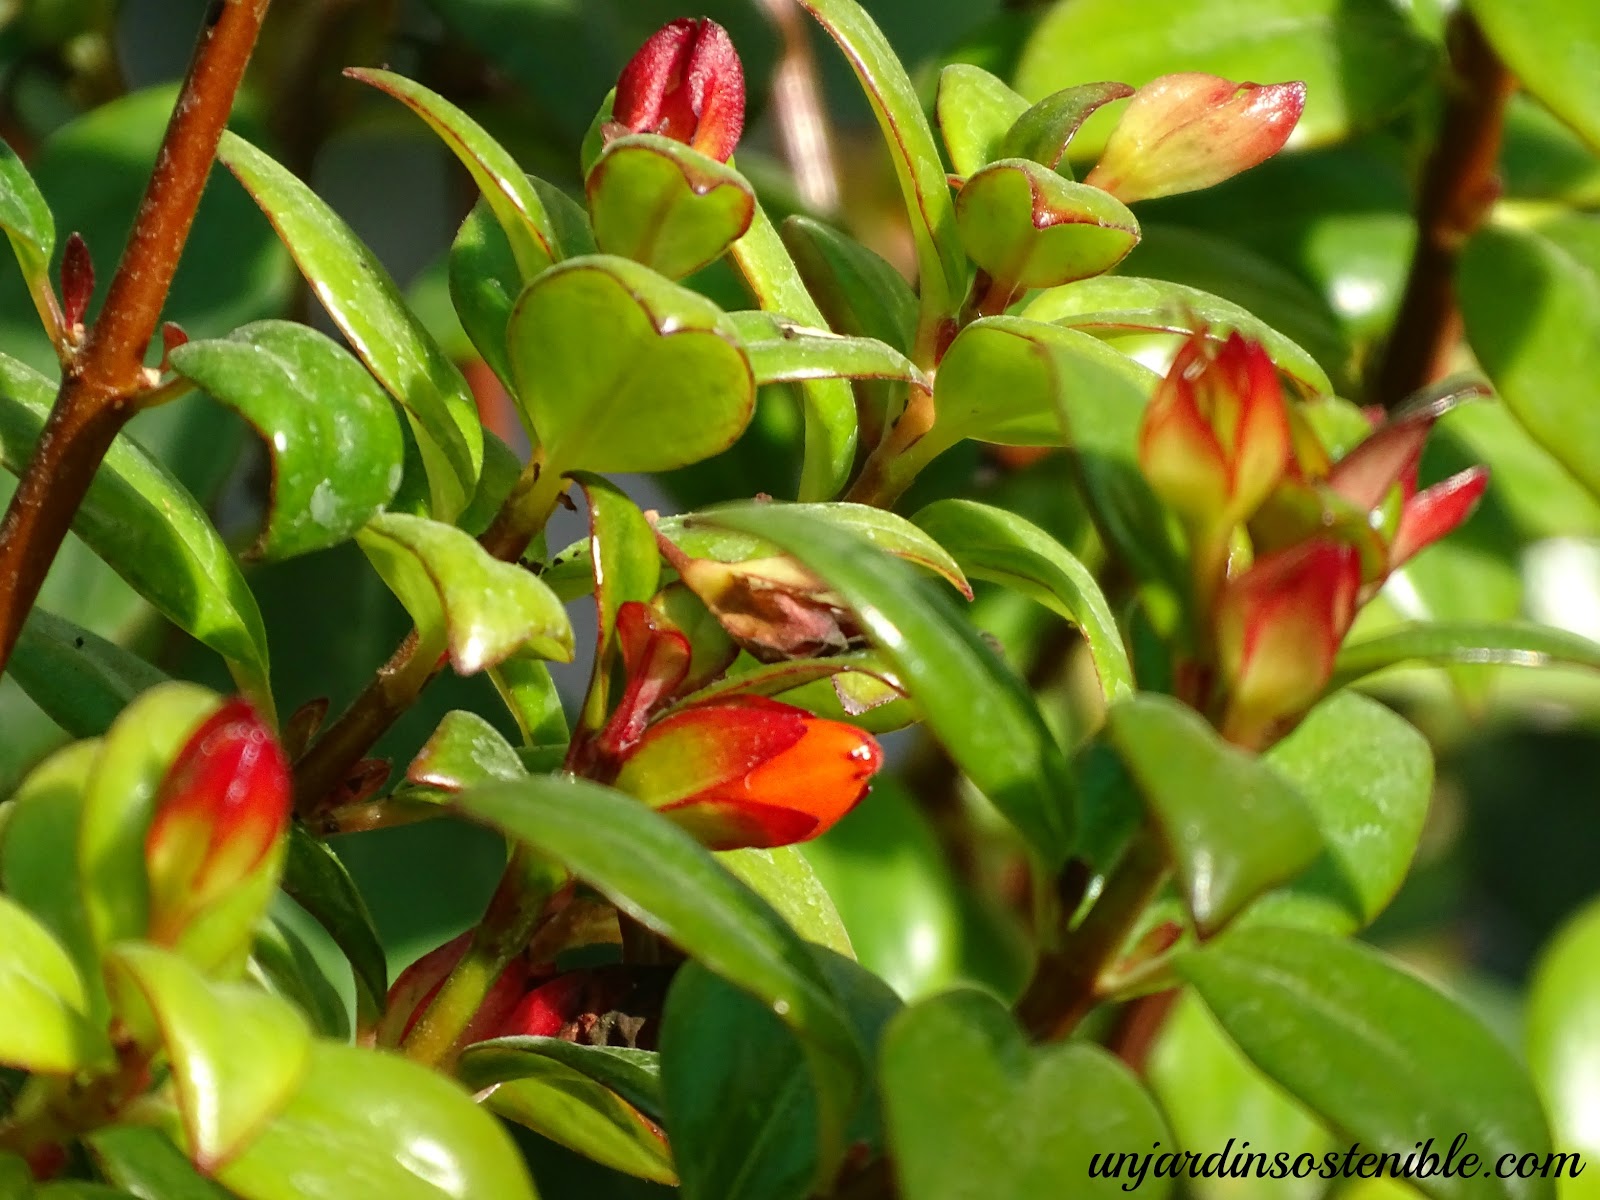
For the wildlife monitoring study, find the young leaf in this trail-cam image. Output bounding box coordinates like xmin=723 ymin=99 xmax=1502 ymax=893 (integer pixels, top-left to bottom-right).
xmin=488 ymin=654 xmax=570 ymax=749
xmin=0 ymin=353 xmax=272 ymax=708
xmin=402 ymin=710 xmax=526 ymax=796
xmin=1001 ymin=82 xmax=1136 ymax=172
xmin=912 ymin=499 xmax=1132 ymax=701
xmin=169 ymin=321 xmax=404 ymax=560
xmin=218 ymin=131 xmax=482 ymax=521
xmin=573 ymin=472 xmax=660 ymax=731
xmin=10 ymin=607 xmax=169 ymax=738
xmin=0 ymin=893 xmax=110 ymax=1074
xmin=706 ymin=503 xmax=1076 ymax=867
xmin=1182 ymin=926 xmax=1555 ymax=1200
xmin=506 ymin=254 xmax=754 ymax=474
xmin=346 ymin=68 xmax=556 ymax=279
xmin=880 ymin=990 xmax=1173 ymax=1199
xmin=0 ymin=136 xmax=60 ymax=342
xmin=730 ymin=311 xmax=928 ymax=389
xmin=358 ymin=511 xmax=574 ymax=673
xmin=937 ymin=65 xmax=1030 ymax=179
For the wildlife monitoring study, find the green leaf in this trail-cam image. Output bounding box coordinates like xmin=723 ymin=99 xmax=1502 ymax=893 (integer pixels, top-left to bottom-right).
xmin=880 ymin=989 xmax=1173 ymax=1199
xmin=507 ymin=254 xmax=754 ymax=474
xmin=10 ymin=606 xmax=169 ymax=738
xmin=489 ymin=654 xmax=569 ymax=750
xmin=730 ymin=311 xmax=928 ymax=389
xmin=281 ymin=826 xmax=388 ymax=1028
xmin=731 ymin=208 xmax=858 ymax=501
xmin=797 ymin=0 xmax=965 ymax=327
xmin=1104 ymin=694 xmax=1321 ymax=935
xmin=660 ymin=951 xmax=900 ymax=1200
xmin=0 ymin=353 xmax=271 ymax=706
xmin=1001 ymin=82 xmax=1136 ymax=172
xmin=1460 ymin=218 xmax=1600 ymax=503
xmin=586 ymin=134 xmax=754 ymax=281
xmin=1526 ymin=897 xmax=1600 ymax=1191
xmin=403 ymin=710 xmax=526 ymax=796
xmin=936 ymin=65 xmax=1030 ymax=178
xmin=1249 ymin=691 xmax=1432 ymax=934
xmin=1468 ymin=0 xmax=1600 ymax=154
xmin=449 ymin=198 xmax=520 ymax=392
xmin=780 ymin=215 xmax=917 ymax=355
xmin=249 ymin=912 xmax=351 ymax=1042
xmin=0 ymin=892 xmax=109 ymax=1073
xmin=705 ymin=503 xmax=1076 ymax=867
xmin=0 ymin=135 xmax=58 ymax=339
xmin=912 ymin=499 xmax=1131 ymax=701
xmin=459 ymin=1038 xmax=663 ymax=1121
xmin=216 ymin=1041 xmax=538 ymax=1200
xmin=1330 ymin=621 xmax=1600 ymax=691
xmin=572 ymin=472 xmax=660 ymax=731
xmin=716 ymin=846 xmax=854 ymax=957
xmin=218 ymin=131 xmax=482 ymax=521
xmin=358 ymin=511 xmax=573 ymax=673
xmin=956 ymin=160 xmax=1139 ymax=290
xmin=1016 ymin=0 xmax=1437 ymax=155
xmin=1181 ymin=926 xmax=1555 ymax=1200
xmin=106 ymin=943 xmax=312 ymax=1172
xmin=169 ymin=321 xmax=404 ymax=560
xmin=88 ymin=1126 xmax=233 ymax=1200
xmin=347 ymin=68 xmax=556 ymax=279
xmin=1022 ymin=274 xmax=1333 ymax=397
xmin=454 ymin=776 xmax=864 ymax=1174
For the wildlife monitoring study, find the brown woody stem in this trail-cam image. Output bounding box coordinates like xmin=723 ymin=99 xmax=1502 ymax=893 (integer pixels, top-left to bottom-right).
xmin=1369 ymin=11 xmax=1515 ymax=409
xmin=0 ymin=0 xmax=275 ymax=674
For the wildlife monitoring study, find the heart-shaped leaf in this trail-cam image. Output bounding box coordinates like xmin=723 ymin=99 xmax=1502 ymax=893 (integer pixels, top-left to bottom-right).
xmin=881 ymin=989 xmax=1173 ymax=1198
xmin=347 ymin=68 xmax=556 ymax=279
xmin=0 ymin=892 xmax=109 ymax=1074
xmin=10 ymin=606 xmax=169 ymax=738
xmin=169 ymin=321 xmax=404 ymax=560
xmin=218 ymin=131 xmax=481 ymax=521
xmin=956 ymin=159 xmax=1139 ymax=290
xmin=937 ymin=65 xmax=1030 ymax=179
xmin=106 ymin=943 xmax=311 ymax=1171
xmin=507 ymin=254 xmax=754 ymax=474
xmin=1182 ymin=926 xmax=1554 ymax=1200
xmin=357 ymin=511 xmax=573 ymax=673
xmin=587 ymin=133 xmax=754 ymax=281
xmin=1104 ymin=694 xmax=1321 ymax=935
xmin=0 ymin=353 xmax=271 ymax=707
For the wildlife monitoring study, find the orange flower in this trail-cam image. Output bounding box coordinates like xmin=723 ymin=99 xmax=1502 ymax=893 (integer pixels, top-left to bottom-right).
xmin=609 ymin=18 xmax=745 ymax=163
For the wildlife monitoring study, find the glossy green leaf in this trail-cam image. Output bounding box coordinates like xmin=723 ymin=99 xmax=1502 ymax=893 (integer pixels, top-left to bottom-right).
xmin=573 ymin=472 xmax=659 ymax=727
xmin=881 ymin=989 xmax=1173 ymax=1199
xmin=1105 ymin=694 xmax=1321 ymax=935
xmin=1182 ymin=926 xmax=1555 ymax=1200
xmin=10 ymin=606 xmax=168 ymax=738
xmin=780 ymin=215 xmax=917 ymax=355
xmin=956 ymin=159 xmax=1139 ymax=289
xmin=0 ymin=353 xmax=271 ymax=706
xmin=731 ymin=208 xmax=858 ymax=501
xmin=717 ymin=846 xmax=854 ymax=957
xmin=912 ymin=498 xmax=1131 ymax=700
xmin=665 ymin=650 xmax=885 ymax=711
xmin=706 ymin=503 xmax=1076 ymax=867
xmin=358 ymin=511 xmax=573 ymax=673
xmin=1502 ymin=93 xmax=1600 ymax=209
xmin=89 ymin=1126 xmax=234 ymax=1200
xmin=1330 ymin=621 xmax=1600 ymax=691
xmin=460 ymin=1038 xmax=663 ymax=1121
xmin=507 ymin=254 xmax=754 ymax=474
xmin=1249 ymin=691 xmax=1432 ymax=934
xmin=661 ymin=950 xmax=900 ymax=1200
xmin=455 ymin=776 xmax=864 ymax=1171
xmin=1002 ymin=82 xmax=1136 ymax=172
xmin=281 ymin=826 xmax=388 ymax=1027
xmin=1469 ymin=0 xmax=1600 ymax=154
xmin=449 ymin=198 xmax=519 ymax=391
xmin=1460 ymin=219 xmax=1600 ymax=503
xmin=106 ymin=943 xmax=311 ymax=1171
xmin=1022 ymin=274 xmax=1333 ymax=397
xmin=1526 ymin=897 xmax=1600 ymax=1196
xmin=169 ymin=321 xmax=403 ymax=560
xmin=216 ymin=1041 xmax=538 ymax=1200
xmin=489 ymin=654 xmax=569 ymax=750
xmin=798 ymin=0 xmax=965 ymax=326
xmin=937 ymin=64 xmax=1030 ymax=178
xmin=730 ymin=310 xmax=928 ymax=389
xmin=249 ymin=912 xmax=351 ymax=1042
xmin=218 ymin=131 xmax=482 ymax=521
xmin=403 ymin=710 xmax=526 ymax=796
xmin=587 ymin=134 xmax=754 ymax=281
xmin=1016 ymin=0 xmax=1436 ymax=155
xmin=0 ymin=136 xmax=58 ymax=339
xmin=0 ymin=892 xmax=108 ymax=1073
xmin=348 ymin=68 xmax=555 ymax=278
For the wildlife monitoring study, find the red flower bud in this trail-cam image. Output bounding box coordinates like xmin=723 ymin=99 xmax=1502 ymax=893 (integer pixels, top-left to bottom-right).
xmin=1390 ymin=466 xmax=1489 ymax=570
xmin=378 ymin=931 xmax=534 ymax=1050
xmin=610 ymin=18 xmax=745 ymax=163
xmin=1086 ymin=74 xmax=1305 ymax=203
xmin=613 ymin=696 xmax=881 ymax=851
xmin=496 ymin=964 xmax=673 ymax=1049
xmin=144 ymin=699 xmax=290 ymax=944
xmin=1139 ymin=330 xmax=1292 ymax=532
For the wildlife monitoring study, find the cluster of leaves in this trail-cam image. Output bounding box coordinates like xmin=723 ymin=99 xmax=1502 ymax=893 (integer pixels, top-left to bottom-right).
xmin=2 ymin=0 xmax=1600 ymax=1197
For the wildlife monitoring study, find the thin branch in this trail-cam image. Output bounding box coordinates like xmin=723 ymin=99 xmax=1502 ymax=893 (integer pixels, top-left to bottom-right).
xmin=1369 ymin=11 xmax=1515 ymax=409
xmin=0 ymin=0 xmax=276 ymax=673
